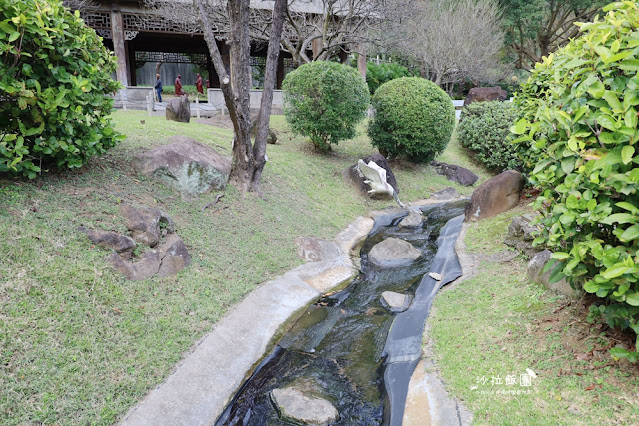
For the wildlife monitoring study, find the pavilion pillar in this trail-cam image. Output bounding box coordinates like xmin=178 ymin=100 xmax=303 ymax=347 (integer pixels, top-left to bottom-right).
xmin=312 ymin=38 xmax=322 ymax=60
xmin=276 ymin=54 xmax=285 ymax=89
xmin=357 ymin=43 xmax=367 ymax=80
xmin=110 ymin=9 xmax=129 ymax=86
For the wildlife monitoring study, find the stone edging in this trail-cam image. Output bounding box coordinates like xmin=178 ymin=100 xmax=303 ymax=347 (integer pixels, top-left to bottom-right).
xmin=120 ymin=196 xmax=464 ymax=426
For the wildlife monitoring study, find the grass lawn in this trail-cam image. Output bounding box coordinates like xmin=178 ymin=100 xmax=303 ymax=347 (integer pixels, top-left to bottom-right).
xmin=429 ymin=208 xmax=639 ymax=425
xmin=0 ymin=111 xmax=483 ymax=424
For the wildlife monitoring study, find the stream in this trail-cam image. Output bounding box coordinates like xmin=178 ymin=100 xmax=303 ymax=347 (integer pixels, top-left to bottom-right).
xmin=216 ymin=200 xmax=467 ymax=425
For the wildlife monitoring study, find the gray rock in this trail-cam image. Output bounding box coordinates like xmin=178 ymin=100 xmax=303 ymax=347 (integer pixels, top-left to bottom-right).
xmin=398 ymin=211 xmax=423 ymax=228
xmin=369 ymin=238 xmax=422 ymax=267
xmin=528 ymin=250 xmax=582 ymax=299
xmin=504 ymin=214 xmax=543 ymax=258
xmin=463 ymin=86 xmax=508 ymax=106
xmin=344 ymin=153 xmax=399 ymax=199
xmin=465 ymin=170 xmax=524 ymax=222
xmin=431 ymin=187 xmax=460 ymax=200
xmin=508 ymin=214 xmax=539 ymax=240
xmin=157 ymin=234 xmax=191 ymax=278
xmin=271 ymin=387 xmax=339 ymax=425
xmin=86 ymin=230 xmax=136 ymax=253
xmin=381 ymin=291 xmax=412 ymax=313
xmin=166 ymin=96 xmax=191 ymax=123
xmin=431 ymin=161 xmax=479 ymax=186
xmin=120 ymin=205 xmax=174 ymax=248
xmin=109 ymin=250 xmax=161 ymax=281
xmin=133 ymin=136 xmax=232 ymax=197
xmin=250 ymin=115 xmax=278 ymax=144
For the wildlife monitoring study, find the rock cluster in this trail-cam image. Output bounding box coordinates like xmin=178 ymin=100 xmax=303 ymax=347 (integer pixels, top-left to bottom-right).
xmin=84 ymin=205 xmax=191 ymax=280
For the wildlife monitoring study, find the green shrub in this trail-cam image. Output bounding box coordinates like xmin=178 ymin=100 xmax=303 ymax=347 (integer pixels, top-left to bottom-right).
xmin=366 ymin=62 xmax=412 ymax=95
xmin=282 ymin=61 xmax=369 ymax=151
xmin=162 ymin=84 xmax=207 ymax=99
xmin=0 ymin=0 xmax=121 ymax=178
xmin=368 ymin=77 xmax=455 ymax=162
xmin=512 ymin=1 xmax=639 ymax=362
xmin=458 ymin=101 xmax=520 ymax=172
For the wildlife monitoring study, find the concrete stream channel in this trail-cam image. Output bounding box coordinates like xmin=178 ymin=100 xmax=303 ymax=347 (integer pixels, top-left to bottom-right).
xmin=217 ymin=201 xmax=467 ymax=425
xmin=122 ymin=197 xmax=471 ymax=426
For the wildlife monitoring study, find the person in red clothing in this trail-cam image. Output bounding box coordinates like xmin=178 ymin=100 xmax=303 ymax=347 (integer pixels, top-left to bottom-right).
xmin=175 ymin=74 xmax=185 ymax=96
xmin=195 ymin=73 xmax=204 ymax=94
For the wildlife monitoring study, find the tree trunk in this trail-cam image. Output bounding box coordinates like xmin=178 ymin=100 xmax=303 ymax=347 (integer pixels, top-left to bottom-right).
xmin=195 ymin=0 xmax=286 ymax=192
xmin=226 ymin=0 xmax=253 ymax=190
xmin=251 ymin=0 xmax=287 ymax=191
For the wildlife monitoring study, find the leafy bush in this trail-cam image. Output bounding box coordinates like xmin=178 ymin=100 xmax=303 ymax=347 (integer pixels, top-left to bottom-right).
xmin=368 ymin=77 xmax=455 ymax=162
xmin=282 ymin=61 xmax=369 ymax=151
xmin=512 ymin=1 xmax=639 ymax=362
xmin=458 ymin=101 xmax=520 ymax=172
xmin=0 ymin=0 xmax=121 ymax=178
xmin=366 ymin=62 xmax=412 ymax=95
xmin=162 ymin=84 xmax=207 ymax=99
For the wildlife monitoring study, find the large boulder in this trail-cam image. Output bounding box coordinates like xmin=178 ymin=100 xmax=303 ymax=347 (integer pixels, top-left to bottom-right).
xmin=133 ymin=136 xmax=231 ymax=197
xmin=271 ymin=387 xmax=339 ymax=425
xmin=344 ymin=153 xmax=399 ymax=199
xmin=369 ymin=237 xmax=422 ymax=267
xmin=465 ymin=170 xmax=523 ymax=222
xmin=463 ymin=86 xmax=508 ymax=106
xmin=431 ymin=161 xmax=479 ymax=186
xmin=120 ymin=205 xmax=174 ymax=248
xmin=166 ymin=96 xmax=191 ymax=123
xmin=528 ymin=250 xmax=582 ymax=299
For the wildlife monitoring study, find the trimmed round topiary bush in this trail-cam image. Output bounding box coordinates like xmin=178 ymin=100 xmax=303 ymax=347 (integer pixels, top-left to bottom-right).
xmin=365 ymin=62 xmax=412 ymax=95
xmin=458 ymin=101 xmax=520 ymax=172
xmin=282 ymin=61 xmax=370 ymax=152
xmin=368 ymin=77 xmax=455 ymax=162
xmin=0 ymin=0 xmax=122 ymax=178
xmin=512 ymin=1 xmax=639 ymax=362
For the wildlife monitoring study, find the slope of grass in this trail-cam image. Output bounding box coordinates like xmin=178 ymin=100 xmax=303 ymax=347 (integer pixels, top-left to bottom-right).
xmin=429 ymin=209 xmax=639 ymax=425
xmin=0 ymin=111 xmax=481 ymax=424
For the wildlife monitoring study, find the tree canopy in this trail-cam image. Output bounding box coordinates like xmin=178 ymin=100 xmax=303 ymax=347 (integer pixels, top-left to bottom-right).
xmin=500 ymin=0 xmax=607 ymax=69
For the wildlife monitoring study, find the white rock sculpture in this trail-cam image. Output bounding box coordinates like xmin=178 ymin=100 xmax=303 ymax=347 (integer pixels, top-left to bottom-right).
xmin=356 ymin=159 xmax=405 ymax=208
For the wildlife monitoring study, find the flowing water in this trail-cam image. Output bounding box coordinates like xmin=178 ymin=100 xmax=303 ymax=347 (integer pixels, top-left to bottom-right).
xmin=217 ymin=201 xmax=467 ymax=425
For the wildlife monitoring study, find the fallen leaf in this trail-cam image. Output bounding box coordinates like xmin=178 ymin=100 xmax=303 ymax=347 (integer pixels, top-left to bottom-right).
xmin=585 ymin=384 xmax=596 ymax=391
